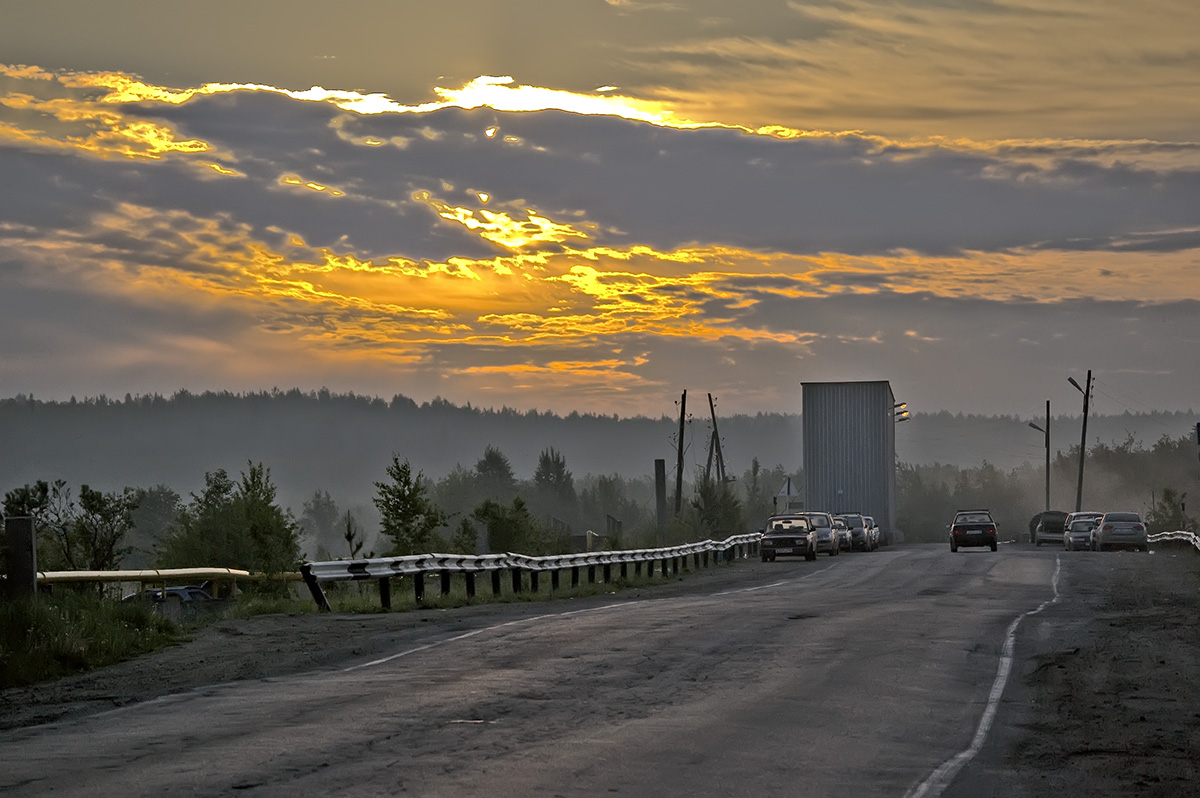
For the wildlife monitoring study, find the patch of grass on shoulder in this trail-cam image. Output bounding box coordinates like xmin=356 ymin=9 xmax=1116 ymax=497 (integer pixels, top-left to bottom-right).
xmin=1 ymin=591 xmax=185 ymax=688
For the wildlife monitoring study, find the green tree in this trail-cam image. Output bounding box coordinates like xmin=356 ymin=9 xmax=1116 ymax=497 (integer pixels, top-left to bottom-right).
xmin=472 ymin=496 xmax=565 ymax=555
xmin=239 ymin=463 xmax=300 ymax=575
xmin=341 ymin=510 xmax=365 ymax=559
xmin=126 ymin=485 xmax=182 ymax=568
xmin=534 ymin=447 xmax=576 ymax=502
xmin=374 ymin=455 xmax=446 ymax=555
xmin=449 ymin=518 xmax=479 ymax=554
xmin=73 ymin=485 xmax=140 ymax=571
xmin=300 ymin=489 xmax=341 ymax=556
xmin=3 ymin=480 xmax=139 ymax=572
xmin=691 ymin=476 xmax=743 ymax=540
xmin=1145 ymin=488 xmax=1194 ymax=534
xmin=475 ymin=445 xmax=517 ymax=498
xmin=158 ymin=464 xmax=299 ymax=574
xmin=4 ymin=480 xmax=72 ymax=570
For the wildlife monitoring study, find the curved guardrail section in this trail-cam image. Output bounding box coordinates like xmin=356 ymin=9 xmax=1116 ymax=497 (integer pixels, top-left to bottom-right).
xmin=300 ymin=533 xmax=762 ymax=611
xmin=1148 ymin=530 xmax=1200 ymax=551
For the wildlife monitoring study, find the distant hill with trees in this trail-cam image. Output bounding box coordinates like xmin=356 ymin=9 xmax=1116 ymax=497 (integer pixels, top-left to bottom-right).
xmin=1 ymin=390 xmax=1194 ymax=560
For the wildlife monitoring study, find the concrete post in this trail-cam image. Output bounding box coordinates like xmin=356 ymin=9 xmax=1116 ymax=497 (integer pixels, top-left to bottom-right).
xmin=4 ymin=517 xmax=37 ymax=599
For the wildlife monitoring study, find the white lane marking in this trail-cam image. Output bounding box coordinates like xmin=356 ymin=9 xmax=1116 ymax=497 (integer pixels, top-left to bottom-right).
xmin=905 ymin=556 xmax=1063 ymax=798
xmin=713 ymin=563 xmax=836 ymax=595
xmin=345 ymin=563 xmax=833 ymax=672
xmin=341 ymin=602 xmax=644 ymax=672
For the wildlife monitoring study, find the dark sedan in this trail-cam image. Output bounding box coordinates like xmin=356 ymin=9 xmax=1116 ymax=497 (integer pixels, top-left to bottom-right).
xmin=949 ymin=510 xmax=998 ymax=552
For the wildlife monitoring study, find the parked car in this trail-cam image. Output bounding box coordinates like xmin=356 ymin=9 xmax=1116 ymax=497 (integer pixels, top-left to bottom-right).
xmin=866 ymin=515 xmax=887 ymax=547
xmin=837 ymin=513 xmax=876 ymax=552
xmin=800 ymin=512 xmax=840 ymax=556
xmin=123 ymin=585 xmax=216 ymax=603
xmin=1093 ymin=511 xmax=1149 ymax=552
xmin=833 ymin=516 xmax=853 ymax=551
xmin=1063 ymin=511 xmax=1103 ymax=551
xmin=1033 ymin=510 xmax=1069 ymax=546
xmin=949 ymin=509 xmax=998 ymax=552
xmin=761 ymin=515 xmax=818 ymax=562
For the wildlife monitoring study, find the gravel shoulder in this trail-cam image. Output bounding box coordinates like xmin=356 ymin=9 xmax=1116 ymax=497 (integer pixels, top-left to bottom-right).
xmin=949 ymin=542 xmax=1200 ymax=797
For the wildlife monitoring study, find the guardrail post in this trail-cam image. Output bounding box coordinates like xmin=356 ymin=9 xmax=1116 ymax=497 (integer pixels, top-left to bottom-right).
xmin=379 ymin=576 xmax=392 ymax=610
xmin=511 ymin=568 xmax=522 ymax=594
xmin=414 ymin=572 xmax=425 ymax=604
xmin=465 ymin=572 xmax=476 ymax=598
xmin=660 ymin=559 xmax=668 ymax=577
xmin=491 ymin=570 xmax=502 ymax=597
xmin=603 ymin=564 xmax=611 ymax=583
xmin=440 ymin=570 xmax=452 ymax=596
xmin=571 ymin=566 xmax=580 ymax=587
xmin=300 ymin=564 xmax=332 ymax=611
xmin=703 ymin=551 xmax=710 ymax=568
xmin=620 ymin=562 xmax=628 ymax=579
xmin=634 ymin=561 xmax=642 ymax=577
xmin=587 ymin=565 xmax=596 ymax=584
xmin=551 ymin=569 xmax=560 ymax=591
xmin=530 ymin=570 xmax=540 ymax=593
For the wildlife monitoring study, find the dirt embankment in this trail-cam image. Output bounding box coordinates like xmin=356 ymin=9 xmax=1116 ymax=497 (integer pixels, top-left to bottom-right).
xmin=1012 ymin=545 xmax=1200 ymax=796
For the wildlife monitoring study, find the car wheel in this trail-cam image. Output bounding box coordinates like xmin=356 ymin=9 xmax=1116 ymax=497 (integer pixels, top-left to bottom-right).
xmin=805 ymin=547 xmax=816 ymax=562
xmin=990 ymin=541 xmax=998 ymax=552
xmin=950 ymin=539 xmax=958 ymax=552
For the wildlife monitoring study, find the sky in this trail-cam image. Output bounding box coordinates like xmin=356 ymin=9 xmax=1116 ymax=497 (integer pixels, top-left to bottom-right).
xmin=2 ymin=0 xmax=1198 ymax=423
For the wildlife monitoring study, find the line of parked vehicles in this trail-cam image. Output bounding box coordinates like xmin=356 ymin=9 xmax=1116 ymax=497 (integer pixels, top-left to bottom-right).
xmin=1032 ymin=509 xmax=1151 ymax=552
xmin=945 ymin=507 xmax=1151 ymax=553
xmin=759 ymin=512 xmax=883 ymax=562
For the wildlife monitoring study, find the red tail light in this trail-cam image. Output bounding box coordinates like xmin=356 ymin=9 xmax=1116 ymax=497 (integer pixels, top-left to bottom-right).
xmin=1102 ymin=524 xmax=1114 ymax=531
xmin=1133 ymin=524 xmax=1144 ymax=532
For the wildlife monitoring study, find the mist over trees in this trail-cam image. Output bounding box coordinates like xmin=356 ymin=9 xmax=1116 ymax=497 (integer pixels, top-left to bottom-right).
xmin=1 ymin=389 xmax=1195 ymax=571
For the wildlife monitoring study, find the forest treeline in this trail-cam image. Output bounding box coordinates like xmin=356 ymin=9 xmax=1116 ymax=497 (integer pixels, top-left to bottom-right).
xmin=1 ymin=390 xmax=1195 ymax=572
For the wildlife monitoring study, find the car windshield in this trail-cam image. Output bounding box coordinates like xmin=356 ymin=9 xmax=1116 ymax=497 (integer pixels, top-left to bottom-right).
xmin=955 ymin=513 xmax=992 ymax=524
xmin=809 ymin=516 xmax=831 ymax=527
xmin=769 ymin=519 xmax=809 ymax=532
xmin=841 ymin=515 xmax=863 ymax=525
xmin=1105 ymin=513 xmax=1141 ymax=523
xmin=1070 ymin=520 xmax=1095 ymax=531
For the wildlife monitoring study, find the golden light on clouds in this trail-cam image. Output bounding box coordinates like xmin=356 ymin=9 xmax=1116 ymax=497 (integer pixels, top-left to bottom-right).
xmin=412 ymin=190 xmax=591 ymax=250
xmin=279 ymin=174 xmax=345 ymax=197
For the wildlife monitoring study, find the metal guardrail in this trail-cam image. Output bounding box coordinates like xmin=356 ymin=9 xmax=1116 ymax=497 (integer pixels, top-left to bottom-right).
xmin=300 ymin=533 xmax=763 ymax=611
xmin=1148 ymin=530 xmax=1200 ymax=551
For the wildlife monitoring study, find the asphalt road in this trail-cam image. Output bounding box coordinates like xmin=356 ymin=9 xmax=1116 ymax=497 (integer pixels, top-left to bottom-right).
xmin=0 ymin=547 xmax=1073 ymax=796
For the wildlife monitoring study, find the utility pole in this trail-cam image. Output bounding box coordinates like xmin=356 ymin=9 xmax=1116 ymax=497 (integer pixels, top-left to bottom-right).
xmin=1069 ymin=369 xmax=1093 ymax=513
xmin=674 ymin=390 xmax=686 ymax=515
xmin=1028 ymin=401 xmax=1051 ymax=512
xmin=1044 ymin=399 xmax=1051 ymax=512
xmin=706 ymin=393 xmax=727 ymax=484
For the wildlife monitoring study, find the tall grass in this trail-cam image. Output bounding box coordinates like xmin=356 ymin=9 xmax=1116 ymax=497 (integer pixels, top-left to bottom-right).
xmin=0 ymin=591 xmax=184 ymax=688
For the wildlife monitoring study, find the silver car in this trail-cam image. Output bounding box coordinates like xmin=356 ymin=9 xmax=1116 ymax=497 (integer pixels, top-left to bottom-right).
xmin=1062 ymin=511 xmax=1103 ymax=551
xmin=800 ymin=512 xmax=840 ymax=556
xmin=1093 ymin=511 xmax=1149 ymax=552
